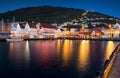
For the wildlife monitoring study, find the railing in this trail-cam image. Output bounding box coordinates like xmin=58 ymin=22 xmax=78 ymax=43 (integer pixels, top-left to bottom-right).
xmin=98 ymin=44 xmax=120 ymax=78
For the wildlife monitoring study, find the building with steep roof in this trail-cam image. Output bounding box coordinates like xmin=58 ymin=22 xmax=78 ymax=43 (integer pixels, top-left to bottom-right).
xmin=36 ymin=23 xmax=57 ymax=38
xmin=113 ymin=23 xmax=120 ymax=30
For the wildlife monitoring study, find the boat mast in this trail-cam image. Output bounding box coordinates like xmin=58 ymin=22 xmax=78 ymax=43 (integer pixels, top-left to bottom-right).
xmin=13 ymin=17 xmax=15 ymax=22
xmin=1 ymin=18 xmax=4 ymax=32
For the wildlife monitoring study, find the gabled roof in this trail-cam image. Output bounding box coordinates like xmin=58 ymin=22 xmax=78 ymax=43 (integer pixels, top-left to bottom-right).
xmin=113 ymin=23 xmax=120 ymax=30
xmin=19 ymin=22 xmax=36 ymax=28
xmin=40 ymin=23 xmax=56 ymax=29
xmin=19 ymin=22 xmax=26 ymax=28
xmin=28 ymin=22 xmax=36 ymax=28
xmin=92 ymin=27 xmax=103 ymax=33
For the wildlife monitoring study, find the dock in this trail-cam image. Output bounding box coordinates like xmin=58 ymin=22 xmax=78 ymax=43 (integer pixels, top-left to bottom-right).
xmin=107 ymin=53 xmax=120 ymax=78
xmin=98 ymin=44 xmax=120 ymax=78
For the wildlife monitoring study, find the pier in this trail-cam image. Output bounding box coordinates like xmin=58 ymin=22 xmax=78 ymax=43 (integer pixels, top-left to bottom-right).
xmin=107 ymin=51 xmax=120 ymax=78
xmin=99 ymin=44 xmax=120 ymax=78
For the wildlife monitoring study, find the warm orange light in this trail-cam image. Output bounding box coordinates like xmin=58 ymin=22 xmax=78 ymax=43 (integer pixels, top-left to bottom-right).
xmin=78 ymin=40 xmax=90 ymax=69
xmin=62 ymin=40 xmax=72 ymax=66
xmin=9 ymin=42 xmax=14 ymax=58
xmin=10 ymin=34 xmax=14 ymax=38
xmin=56 ymin=40 xmax=61 ymax=57
xmin=82 ymin=25 xmax=85 ymax=29
xmin=105 ymin=41 xmax=115 ymax=60
xmin=108 ymin=24 xmax=112 ymax=29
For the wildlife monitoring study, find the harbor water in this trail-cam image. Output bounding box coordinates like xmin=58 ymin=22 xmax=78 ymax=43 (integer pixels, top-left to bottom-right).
xmin=0 ymin=40 xmax=119 ymax=78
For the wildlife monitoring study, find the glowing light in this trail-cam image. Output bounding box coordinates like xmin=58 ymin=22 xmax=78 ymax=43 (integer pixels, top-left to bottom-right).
xmin=78 ymin=40 xmax=90 ymax=69
xmin=25 ymin=41 xmax=30 ymax=63
xmin=105 ymin=41 xmax=115 ymax=60
xmin=62 ymin=40 xmax=72 ymax=66
xmin=56 ymin=40 xmax=61 ymax=57
xmin=108 ymin=24 xmax=112 ymax=29
xmin=9 ymin=42 xmax=14 ymax=58
xmin=82 ymin=25 xmax=85 ymax=29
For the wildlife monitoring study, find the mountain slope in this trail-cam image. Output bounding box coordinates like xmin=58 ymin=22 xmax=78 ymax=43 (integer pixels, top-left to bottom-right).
xmin=0 ymin=6 xmax=116 ymax=23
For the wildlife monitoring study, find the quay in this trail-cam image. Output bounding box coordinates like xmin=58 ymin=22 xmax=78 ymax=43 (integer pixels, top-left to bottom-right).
xmin=107 ymin=52 xmax=120 ymax=78
xmin=1 ymin=38 xmax=120 ymax=42
xmin=98 ymin=44 xmax=120 ymax=78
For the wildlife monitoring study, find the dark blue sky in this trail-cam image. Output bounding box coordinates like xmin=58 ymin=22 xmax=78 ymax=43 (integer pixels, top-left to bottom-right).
xmin=0 ymin=0 xmax=120 ymax=18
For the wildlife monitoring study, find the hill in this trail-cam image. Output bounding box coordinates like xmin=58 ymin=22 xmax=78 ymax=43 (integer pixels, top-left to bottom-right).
xmin=0 ymin=6 xmax=116 ymax=23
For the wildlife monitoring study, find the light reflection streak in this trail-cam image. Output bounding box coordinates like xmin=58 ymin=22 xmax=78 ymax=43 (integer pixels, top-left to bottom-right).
xmin=9 ymin=42 xmax=14 ymax=58
xmin=62 ymin=40 xmax=72 ymax=66
xmin=24 ymin=41 xmax=30 ymax=64
xmin=9 ymin=41 xmax=30 ymax=68
xmin=56 ymin=40 xmax=62 ymax=61
xmin=105 ymin=41 xmax=115 ymax=60
xmin=78 ymin=40 xmax=90 ymax=69
xmin=33 ymin=41 xmax=56 ymax=67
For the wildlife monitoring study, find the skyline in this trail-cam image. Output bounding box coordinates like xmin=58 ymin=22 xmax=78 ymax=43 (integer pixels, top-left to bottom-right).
xmin=0 ymin=0 xmax=120 ymax=18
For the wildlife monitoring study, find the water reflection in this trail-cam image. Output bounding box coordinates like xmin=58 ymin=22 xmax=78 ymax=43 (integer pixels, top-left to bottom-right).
xmin=78 ymin=40 xmax=90 ymax=70
xmin=9 ymin=41 xmax=30 ymax=68
xmin=105 ymin=41 xmax=115 ymax=60
xmin=56 ymin=40 xmax=62 ymax=62
xmin=9 ymin=42 xmax=14 ymax=58
xmin=5 ymin=40 xmax=119 ymax=78
xmin=31 ymin=41 xmax=56 ymax=67
xmin=62 ymin=40 xmax=72 ymax=66
xmin=24 ymin=41 xmax=30 ymax=64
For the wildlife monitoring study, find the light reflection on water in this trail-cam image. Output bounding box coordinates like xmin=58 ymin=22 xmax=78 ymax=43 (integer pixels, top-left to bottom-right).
xmin=62 ymin=40 xmax=72 ymax=66
xmin=105 ymin=41 xmax=115 ymax=60
xmin=3 ymin=40 xmax=119 ymax=78
xmin=9 ymin=41 xmax=30 ymax=68
xmin=29 ymin=40 xmax=57 ymax=67
xmin=25 ymin=41 xmax=30 ymax=64
xmin=78 ymin=40 xmax=90 ymax=70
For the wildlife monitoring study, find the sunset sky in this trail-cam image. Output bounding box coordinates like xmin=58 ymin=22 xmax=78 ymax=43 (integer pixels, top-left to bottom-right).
xmin=0 ymin=0 xmax=120 ymax=18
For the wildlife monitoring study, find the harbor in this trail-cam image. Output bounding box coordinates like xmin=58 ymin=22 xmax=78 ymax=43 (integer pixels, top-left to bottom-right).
xmin=0 ymin=1 xmax=120 ymax=77
xmin=98 ymin=44 xmax=120 ymax=78
xmin=0 ymin=40 xmax=119 ymax=78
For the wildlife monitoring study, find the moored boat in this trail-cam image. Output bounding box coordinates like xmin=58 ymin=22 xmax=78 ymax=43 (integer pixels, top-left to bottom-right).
xmin=6 ymin=38 xmax=23 ymax=41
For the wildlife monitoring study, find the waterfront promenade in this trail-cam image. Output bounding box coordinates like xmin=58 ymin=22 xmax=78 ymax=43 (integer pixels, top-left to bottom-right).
xmin=1 ymin=37 xmax=120 ymax=42
xmin=107 ymin=53 xmax=120 ymax=78
xmin=98 ymin=44 xmax=120 ymax=78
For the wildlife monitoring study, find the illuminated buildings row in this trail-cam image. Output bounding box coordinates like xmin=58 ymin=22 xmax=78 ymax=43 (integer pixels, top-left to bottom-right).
xmin=0 ymin=21 xmax=120 ymax=39
xmin=0 ymin=22 xmax=61 ymax=38
xmin=63 ymin=23 xmax=120 ymax=39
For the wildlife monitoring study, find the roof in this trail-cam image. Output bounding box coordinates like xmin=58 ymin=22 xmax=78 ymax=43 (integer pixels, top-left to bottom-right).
xmin=19 ymin=22 xmax=37 ymax=28
xmin=19 ymin=22 xmax=26 ymax=28
xmin=113 ymin=23 xmax=120 ymax=29
xmin=28 ymin=22 xmax=36 ymax=28
xmin=92 ymin=27 xmax=103 ymax=32
xmin=40 ymin=23 xmax=56 ymax=29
